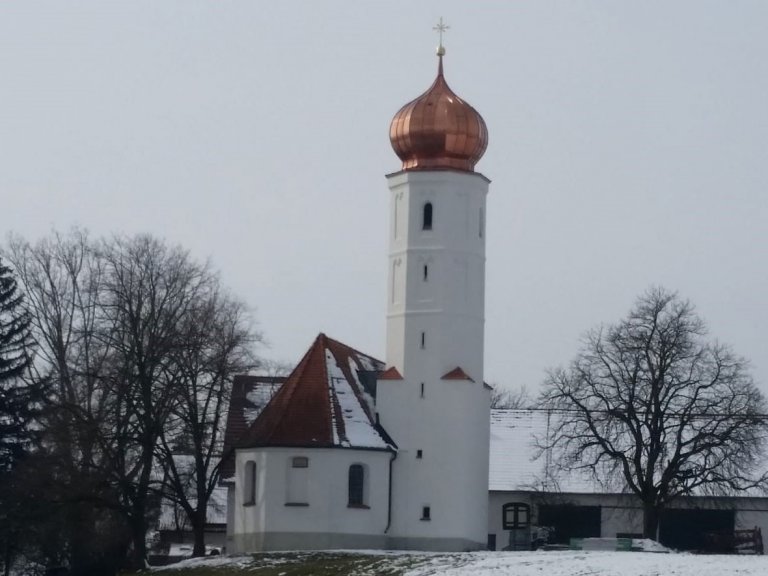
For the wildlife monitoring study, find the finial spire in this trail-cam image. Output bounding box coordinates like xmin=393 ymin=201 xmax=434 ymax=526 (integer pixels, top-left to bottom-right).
xmin=433 ymin=17 xmax=449 ymax=57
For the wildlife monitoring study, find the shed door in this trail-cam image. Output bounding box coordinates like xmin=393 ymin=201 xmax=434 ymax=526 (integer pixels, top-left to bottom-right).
xmin=659 ymin=508 xmax=735 ymax=551
xmin=537 ymin=505 xmax=601 ymax=544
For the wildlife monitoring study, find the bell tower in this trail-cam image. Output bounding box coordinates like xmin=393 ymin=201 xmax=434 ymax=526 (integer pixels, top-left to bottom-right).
xmin=376 ymin=24 xmax=491 ymax=551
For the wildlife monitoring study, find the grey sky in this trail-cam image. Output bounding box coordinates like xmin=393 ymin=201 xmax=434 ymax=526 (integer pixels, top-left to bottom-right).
xmin=2 ymin=1 xmax=767 ymax=392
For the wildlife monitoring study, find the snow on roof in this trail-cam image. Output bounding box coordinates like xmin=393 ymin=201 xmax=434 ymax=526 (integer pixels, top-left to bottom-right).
xmin=219 ymin=375 xmax=286 ymax=483
xmin=243 ymin=381 xmax=282 ymax=426
xmin=326 ymin=349 xmax=390 ymax=449
xmin=490 ymin=409 xmax=768 ymax=497
xmin=237 ymin=333 xmax=394 ymax=451
xmin=489 ymin=409 xmax=598 ymax=493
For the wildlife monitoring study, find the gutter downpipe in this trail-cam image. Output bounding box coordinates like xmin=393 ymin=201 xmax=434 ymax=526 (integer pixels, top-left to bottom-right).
xmin=385 ymin=449 xmax=398 ymax=534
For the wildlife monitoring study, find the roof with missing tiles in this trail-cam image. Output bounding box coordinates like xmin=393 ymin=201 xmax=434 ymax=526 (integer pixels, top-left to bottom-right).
xmin=219 ymin=374 xmax=286 ymax=482
xmin=236 ymin=333 xmax=394 ymax=451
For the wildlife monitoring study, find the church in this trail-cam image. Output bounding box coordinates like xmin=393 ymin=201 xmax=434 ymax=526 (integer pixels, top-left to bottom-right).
xmin=216 ymin=35 xmax=768 ymax=556
xmin=221 ymin=36 xmax=493 ymax=553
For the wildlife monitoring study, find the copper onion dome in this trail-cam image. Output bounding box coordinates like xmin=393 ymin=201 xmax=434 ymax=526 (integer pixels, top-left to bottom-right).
xmin=389 ymin=53 xmax=488 ymax=172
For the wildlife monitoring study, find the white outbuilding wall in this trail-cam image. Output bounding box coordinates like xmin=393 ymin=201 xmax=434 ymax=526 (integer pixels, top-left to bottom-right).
xmin=488 ymin=490 xmax=768 ymax=551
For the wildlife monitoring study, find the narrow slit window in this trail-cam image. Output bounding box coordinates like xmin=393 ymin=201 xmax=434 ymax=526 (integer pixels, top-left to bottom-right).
xmin=479 ymin=208 xmax=484 ymax=238
xmin=423 ymin=264 xmax=429 ymax=281
xmin=420 ymin=332 xmax=426 ymax=349
xmin=422 ymin=202 xmax=433 ymax=230
xmin=420 ymin=382 xmax=425 ymax=398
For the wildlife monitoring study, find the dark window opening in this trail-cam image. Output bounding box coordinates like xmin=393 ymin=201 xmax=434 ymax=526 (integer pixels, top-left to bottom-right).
xmin=348 ymin=464 xmax=365 ymax=507
xmin=420 ymin=332 xmax=425 ymax=349
xmin=422 ymin=202 xmax=433 ymax=230
xmin=420 ymin=382 xmax=425 ymax=398
xmin=659 ymin=508 xmax=735 ymax=552
xmin=502 ymin=502 xmax=530 ymax=529
xmin=292 ymin=456 xmax=309 ymax=468
xmin=421 ymin=506 xmax=431 ymax=521
xmin=243 ymin=460 xmax=257 ymax=506
xmin=416 ymin=450 xmax=423 ymax=459
xmin=538 ymin=504 xmax=601 ymax=544
xmin=423 ymin=264 xmax=429 ymax=281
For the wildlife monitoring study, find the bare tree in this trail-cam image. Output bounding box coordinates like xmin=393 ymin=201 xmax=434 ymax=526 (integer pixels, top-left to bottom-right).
xmin=539 ymin=287 xmax=768 ymax=538
xmin=6 ymin=231 xmax=262 ymax=570
xmin=490 ymin=384 xmax=531 ymax=409
xmin=96 ymin=234 xmax=217 ymax=569
xmin=5 ymin=231 xmax=122 ymax=574
xmin=157 ymin=288 xmax=259 ymax=556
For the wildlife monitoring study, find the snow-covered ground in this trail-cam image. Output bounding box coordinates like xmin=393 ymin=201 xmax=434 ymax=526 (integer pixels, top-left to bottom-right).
xmin=156 ymin=549 xmax=768 ymax=576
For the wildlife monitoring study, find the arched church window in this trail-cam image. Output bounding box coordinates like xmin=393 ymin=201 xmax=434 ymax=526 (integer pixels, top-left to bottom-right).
xmin=243 ymin=460 xmax=256 ymax=506
xmin=423 ymin=202 xmax=433 ymax=230
xmin=348 ymin=464 xmax=366 ymax=507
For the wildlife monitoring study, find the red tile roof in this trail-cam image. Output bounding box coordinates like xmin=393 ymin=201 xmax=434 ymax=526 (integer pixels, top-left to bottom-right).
xmin=378 ymin=366 xmax=404 ymax=380
xmin=219 ymin=375 xmax=285 ymax=483
xmin=237 ymin=334 xmax=394 ymax=451
xmin=441 ymin=366 xmax=475 ymax=382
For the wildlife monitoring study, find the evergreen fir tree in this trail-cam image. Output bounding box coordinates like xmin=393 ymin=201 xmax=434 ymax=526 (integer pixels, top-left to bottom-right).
xmin=0 ymin=256 xmax=35 ymax=471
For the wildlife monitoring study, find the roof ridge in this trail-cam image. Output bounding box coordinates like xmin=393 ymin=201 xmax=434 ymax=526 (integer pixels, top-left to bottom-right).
xmin=320 ymin=333 xmax=382 ymax=367
xmin=261 ymin=333 xmax=324 ymax=445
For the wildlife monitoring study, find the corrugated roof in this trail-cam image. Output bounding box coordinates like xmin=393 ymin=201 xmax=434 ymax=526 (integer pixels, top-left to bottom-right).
xmin=489 ymin=409 xmax=598 ymax=493
xmin=237 ymin=333 xmax=394 ymax=451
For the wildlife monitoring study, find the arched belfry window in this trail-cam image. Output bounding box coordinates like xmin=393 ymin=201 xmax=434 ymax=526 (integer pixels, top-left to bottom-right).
xmin=422 ymin=202 xmax=433 ymax=230
xmin=348 ymin=464 xmax=366 ymax=507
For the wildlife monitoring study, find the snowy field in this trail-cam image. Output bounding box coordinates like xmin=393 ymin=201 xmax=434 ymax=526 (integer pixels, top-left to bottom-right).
xmin=157 ymin=549 xmax=768 ymax=576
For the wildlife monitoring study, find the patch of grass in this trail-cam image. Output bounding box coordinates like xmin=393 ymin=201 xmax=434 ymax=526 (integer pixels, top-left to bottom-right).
xmin=151 ymin=551 xmax=426 ymax=576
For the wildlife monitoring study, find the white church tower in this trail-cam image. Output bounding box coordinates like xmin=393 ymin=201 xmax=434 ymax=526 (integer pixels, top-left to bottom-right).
xmin=376 ymin=27 xmax=491 ymax=551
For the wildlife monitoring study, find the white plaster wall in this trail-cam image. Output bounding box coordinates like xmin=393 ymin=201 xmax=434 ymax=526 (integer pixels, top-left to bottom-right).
xmin=232 ymin=447 xmax=392 ymax=544
xmin=735 ymin=498 xmax=768 ymax=536
xmin=385 ymin=170 xmax=489 ymax=381
xmin=380 ymin=169 xmax=491 ymax=549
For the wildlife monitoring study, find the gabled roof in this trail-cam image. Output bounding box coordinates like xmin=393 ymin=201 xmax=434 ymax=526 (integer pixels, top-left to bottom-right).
xmin=237 ymin=333 xmax=394 ymax=451
xmin=379 ymin=366 xmax=404 ymax=380
xmin=219 ymin=375 xmax=285 ymax=483
xmin=441 ymin=366 xmax=475 ymax=382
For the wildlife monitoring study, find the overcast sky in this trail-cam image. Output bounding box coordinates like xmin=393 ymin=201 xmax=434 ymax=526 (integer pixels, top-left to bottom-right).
xmin=2 ymin=1 xmax=767 ymax=392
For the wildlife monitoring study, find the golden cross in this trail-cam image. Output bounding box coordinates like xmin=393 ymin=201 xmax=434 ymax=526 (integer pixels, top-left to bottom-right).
xmin=433 ymin=17 xmax=449 ymax=55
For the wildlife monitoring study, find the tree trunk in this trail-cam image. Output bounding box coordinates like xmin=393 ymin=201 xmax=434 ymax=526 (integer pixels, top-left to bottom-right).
xmin=642 ymin=502 xmax=660 ymax=540
xmin=192 ymin=511 xmax=206 ymax=557
xmin=128 ymin=517 xmax=148 ymax=570
xmin=4 ymin=538 xmax=12 ymax=576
